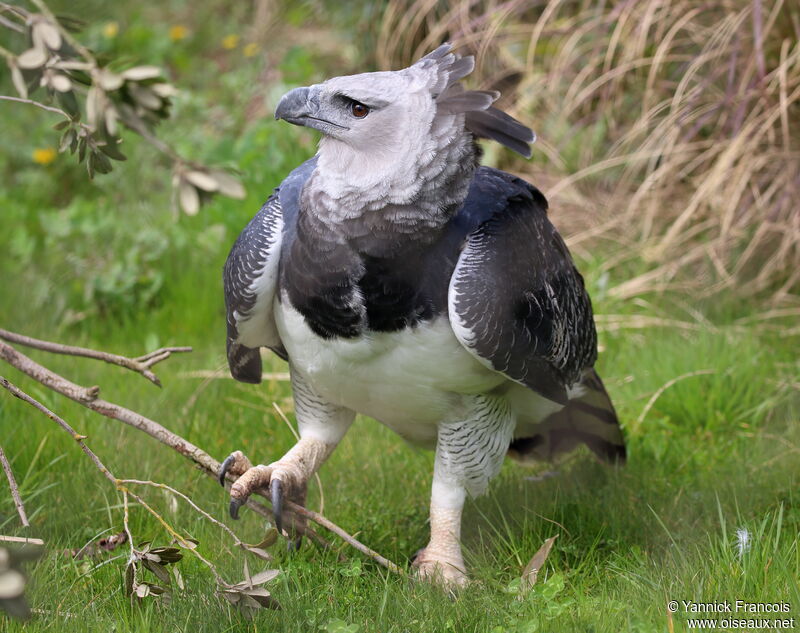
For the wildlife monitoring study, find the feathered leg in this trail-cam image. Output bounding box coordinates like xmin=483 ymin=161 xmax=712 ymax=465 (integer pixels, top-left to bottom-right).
xmin=220 ymin=368 xmax=354 ymax=540
xmin=414 ymin=395 xmax=515 ymax=587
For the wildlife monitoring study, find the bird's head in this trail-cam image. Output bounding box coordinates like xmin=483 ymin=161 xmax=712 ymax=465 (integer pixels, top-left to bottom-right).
xmin=274 ymin=44 xmax=534 ymax=204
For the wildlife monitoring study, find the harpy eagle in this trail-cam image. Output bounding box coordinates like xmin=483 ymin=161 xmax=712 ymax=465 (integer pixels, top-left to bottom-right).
xmin=219 ymin=44 xmax=625 ymax=586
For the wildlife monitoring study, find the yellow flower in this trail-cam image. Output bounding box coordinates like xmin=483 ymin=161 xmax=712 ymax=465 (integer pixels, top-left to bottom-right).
xmin=221 ymin=34 xmax=239 ymax=50
xmin=169 ymin=25 xmax=188 ymax=41
xmin=243 ymin=42 xmax=259 ymax=58
xmin=32 ymin=148 xmax=57 ymax=165
xmin=103 ymin=21 xmax=119 ymax=39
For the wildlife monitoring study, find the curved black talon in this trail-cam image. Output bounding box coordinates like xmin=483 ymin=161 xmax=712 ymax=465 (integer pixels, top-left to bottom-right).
xmin=270 ymin=478 xmax=283 ymax=535
xmin=219 ymin=454 xmax=236 ymax=487
xmin=229 ymin=497 xmax=244 ymax=520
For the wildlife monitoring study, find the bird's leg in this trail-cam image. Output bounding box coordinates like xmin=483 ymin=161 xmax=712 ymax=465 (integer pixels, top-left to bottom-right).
xmin=414 ymin=395 xmax=515 ymax=587
xmin=220 ymin=367 xmax=355 ymax=540
xmin=220 ymin=437 xmax=334 ymax=537
xmin=413 ymin=477 xmax=468 ymax=587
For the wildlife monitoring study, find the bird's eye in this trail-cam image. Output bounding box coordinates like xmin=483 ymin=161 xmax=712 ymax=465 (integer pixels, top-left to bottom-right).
xmin=351 ymin=102 xmax=369 ymax=118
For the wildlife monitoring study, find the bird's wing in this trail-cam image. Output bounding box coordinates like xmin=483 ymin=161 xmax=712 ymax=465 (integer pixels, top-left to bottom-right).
xmin=448 ymin=178 xmax=596 ymax=405
xmin=223 ymin=194 xmax=286 ymax=383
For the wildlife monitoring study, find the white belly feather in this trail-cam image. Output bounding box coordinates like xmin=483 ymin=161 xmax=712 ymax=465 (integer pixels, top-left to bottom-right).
xmin=274 ymin=296 xmax=562 ymax=445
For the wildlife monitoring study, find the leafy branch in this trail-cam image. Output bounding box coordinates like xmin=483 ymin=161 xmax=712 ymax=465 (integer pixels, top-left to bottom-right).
xmin=0 ymin=329 xmax=404 ymax=616
xmin=0 ymin=0 xmax=245 ymax=214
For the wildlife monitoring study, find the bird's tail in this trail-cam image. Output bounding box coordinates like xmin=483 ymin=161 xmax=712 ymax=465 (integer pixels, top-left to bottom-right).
xmin=508 ymin=369 xmax=626 ymax=464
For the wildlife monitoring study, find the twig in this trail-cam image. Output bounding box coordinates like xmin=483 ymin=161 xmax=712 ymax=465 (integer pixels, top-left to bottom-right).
xmin=0 ymin=340 xmax=394 ymax=571
xmin=0 ymin=535 xmax=44 ymax=545
xmin=0 ymin=445 xmax=29 ymax=527
xmin=282 ymin=500 xmax=403 ymax=575
xmin=119 ymin=478 xmax=272 ymax=561
xmin=1 ymin=376 xmax=116 ymax=484
xmin=0 ymin=329 xmax=191 ymax=387
xmin=0 ymin=95 xmax=73 ymax=118
xmin=1 ymin=375 xmax=230 ymax=588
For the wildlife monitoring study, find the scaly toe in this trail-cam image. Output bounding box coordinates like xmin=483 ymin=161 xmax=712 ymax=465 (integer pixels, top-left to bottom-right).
xmin=412 ymin=551 xmax=469 ymax=588
xmin=218 ymin=450 xmax=253 ymax=487
xmin=228 ymin=464 xmax=272 ymax=519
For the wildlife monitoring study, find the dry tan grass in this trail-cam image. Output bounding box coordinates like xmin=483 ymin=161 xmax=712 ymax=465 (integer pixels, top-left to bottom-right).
xmin=375 ymin=0 xmax=800 ymax=304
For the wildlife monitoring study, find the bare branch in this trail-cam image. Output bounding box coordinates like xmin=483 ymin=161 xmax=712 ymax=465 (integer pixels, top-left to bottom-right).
xmin=1 ymin=375 xmax=237 ymax=588
xmin=0 ymin=95 xmax=72 ymax=118
xmin=0 ymin=339 xmax=397 ymax=572
xmin=0 ymin=535 xmax=44 ymax=545
xmin=281 ymin=502 xmax=404 ymax=575
xmin=0 ymin=445 xmax=29 ymax=527
xmin=0 ymin=329 xmax=191 ymax=387
xmin=0 ymin=376 xmax=115 ymax=484
xmin=119 ymin=479 xmax=272 ymax=561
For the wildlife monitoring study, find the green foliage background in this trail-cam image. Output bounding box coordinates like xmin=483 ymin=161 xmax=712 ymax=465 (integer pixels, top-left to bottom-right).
xmin=0 ymin=1 xmax=798 ymax=632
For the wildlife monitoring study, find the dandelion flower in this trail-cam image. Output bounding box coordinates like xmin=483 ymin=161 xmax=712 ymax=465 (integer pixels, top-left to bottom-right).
xmin=103 ymin=22 xmax=119 ymax=38
xmin=243 ymin=42 xmax=259 ymax=58
xmin=221 ymin=34 xmax=239 ymax=50
xmin=32 ymin=148 xmax=57 ymax=165
xmin=169 ymin=25 xmax=188 ymax=41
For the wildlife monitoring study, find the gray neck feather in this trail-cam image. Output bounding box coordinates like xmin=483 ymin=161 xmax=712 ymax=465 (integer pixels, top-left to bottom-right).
xmin=299 ymin=128 xmax=477 ymax=254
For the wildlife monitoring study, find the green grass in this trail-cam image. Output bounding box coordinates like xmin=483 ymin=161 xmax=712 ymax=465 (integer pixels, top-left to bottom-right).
xmin=1 ymin=2 xmax=799 ymax=631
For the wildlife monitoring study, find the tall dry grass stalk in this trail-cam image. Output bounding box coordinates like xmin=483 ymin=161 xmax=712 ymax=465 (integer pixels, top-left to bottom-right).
xmin=376 ymin=0 xmax=800 ymax=304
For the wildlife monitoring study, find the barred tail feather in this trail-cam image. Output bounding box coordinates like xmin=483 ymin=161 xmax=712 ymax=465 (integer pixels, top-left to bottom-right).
xmin=508 ymin=369 xmax=626 ymax=463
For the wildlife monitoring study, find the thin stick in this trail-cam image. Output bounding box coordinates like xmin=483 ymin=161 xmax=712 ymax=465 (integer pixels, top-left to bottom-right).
xmin=119 ymin=478 xmax=272 ymax=561
xmin=0 ymin=535 xmax=43 ymax=545
xmin=1 ymin=376 xmax=233 ymax=588
xmin=0 ymin=444 xmax=29 ymax=527
xmin=282 ymin=500 xmax=404 ymax=575
xmin=0 ymin=328 xmax=191 ymax=387
xmin=1 ymin=376 xmax=116 ymax=484
xmin=0 ymin=340 xmax=395 ymax=572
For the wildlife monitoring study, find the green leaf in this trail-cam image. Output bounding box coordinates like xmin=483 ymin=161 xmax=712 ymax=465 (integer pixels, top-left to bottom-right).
xmin=98 ymin=140 xmax=127 ymax=162
xmin=59 ymin=128 xmax=76 ymax=154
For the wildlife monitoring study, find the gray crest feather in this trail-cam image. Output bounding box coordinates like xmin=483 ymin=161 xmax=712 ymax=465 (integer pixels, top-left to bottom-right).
xmin=416 ymin=43 xmax=536 ymax=158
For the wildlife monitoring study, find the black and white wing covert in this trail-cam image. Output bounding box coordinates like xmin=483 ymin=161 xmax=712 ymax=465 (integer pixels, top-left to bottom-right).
xmin=448 ymin=179 xmax=597 ymax=405
xmin=223 ymin=194 xmax=285 ymax=383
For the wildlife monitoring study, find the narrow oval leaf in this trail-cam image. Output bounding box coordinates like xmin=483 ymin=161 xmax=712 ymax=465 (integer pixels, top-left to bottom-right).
xmin=179 ymin=180 xmax=200 ymax=216
xmin=92 ymin=150 xmax=113 ymax=174
xmin=37 ymin=22 xmax=62 ymax=50
xmin=104 ymin=107 xmax=118 ymax=137
xmin=17 ymin=48 xmax=48 ymax=70
xmin=99 ymin=139 xmax=126 ymax=161
xmin=211 ymin=171 xmax=246 ymax=199
xmin=98 ymin=69 xmax=124 ymax=91
xmin=150 ymin=82 xmax=177 ymax=98
xmin=520 ymin=534 xmax=559 ymax=594
xmin=59 ymin=128 xmax=76 ymax=153
xmin=122 ymin=65 xmax=163 ymax=81
xmin=128 ymin=84 xmax=161 ymax=110
xmin=10 ymin=63 xmax=28 ymax=99
xmin=185 ymin=170 xmax=219 ymax=192
xmin=51 ymin=73 xmax=72 ymax=92
xmin=244 ymin=547 xmax=273 ymax=562
xmin=86 ymin=86 xmax=99 ymax=129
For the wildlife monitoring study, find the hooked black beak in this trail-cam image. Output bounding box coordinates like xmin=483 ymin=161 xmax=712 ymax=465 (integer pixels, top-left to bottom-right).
xmin=274 ymin=87 xmax=312 ymax=126
xmin=274 ymin=86 xmax=350 ymax=133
